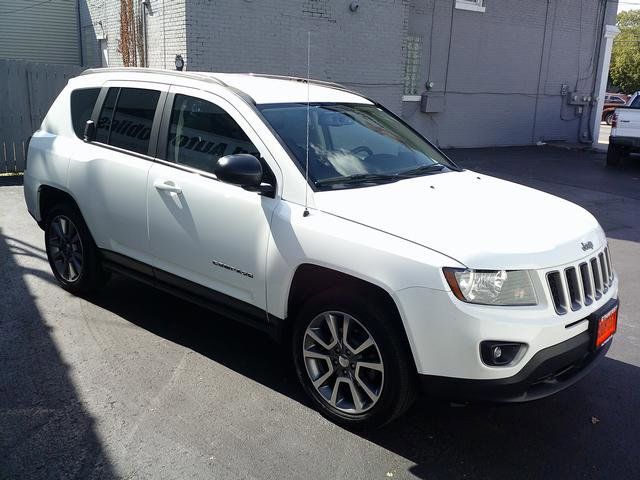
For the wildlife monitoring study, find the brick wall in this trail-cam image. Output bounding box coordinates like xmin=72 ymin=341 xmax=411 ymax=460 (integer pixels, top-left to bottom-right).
xmin=184 ymin=0 xmax=409 ymax=113
xmin=78 ymin=0 xmax=616 ymax=148
xmin=79 ymin=0 xmax=186 ymax=70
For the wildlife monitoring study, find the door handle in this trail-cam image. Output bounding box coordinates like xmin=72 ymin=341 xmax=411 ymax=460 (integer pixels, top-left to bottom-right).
xmin=153 ymin=179 xmax=183 ymax=195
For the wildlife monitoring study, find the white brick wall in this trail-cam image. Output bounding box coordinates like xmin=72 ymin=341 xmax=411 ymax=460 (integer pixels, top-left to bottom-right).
xmin=80 ymin=0 xmax=186 ymax=69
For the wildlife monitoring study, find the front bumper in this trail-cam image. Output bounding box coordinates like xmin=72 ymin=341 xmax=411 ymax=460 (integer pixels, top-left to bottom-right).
xmin=419 ymin=325 xmax=611 ymax=402
xmin=610 ymin=135 xmax=640 ymax=149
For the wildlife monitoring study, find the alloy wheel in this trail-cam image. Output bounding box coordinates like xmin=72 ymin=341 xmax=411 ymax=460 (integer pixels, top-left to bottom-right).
xmin=302 ymin=311 xmax=384 ymax=414
xmin=47 ymin=215 xmax=84 ymax=282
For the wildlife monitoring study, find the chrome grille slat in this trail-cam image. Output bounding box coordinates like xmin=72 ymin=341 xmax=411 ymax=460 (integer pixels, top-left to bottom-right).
xmin=564 ymin=267 xmax=581 ymax=311
xmin=605 ymin=247 xmax=613 ymax=283
xmin=604 ymin=247 xmax=613 ymax=285
xmin=591 ymin=257 xmax=603 ymax=299
xmin=599 ymin=253 xmax=609 ymax=292
xmin=548 ymin=246 xmax=613 ymax=315
xmin=547 ymin=271 xmax=567 ymax=315
xmin=579 ymin=262 xmax=594 ymax=306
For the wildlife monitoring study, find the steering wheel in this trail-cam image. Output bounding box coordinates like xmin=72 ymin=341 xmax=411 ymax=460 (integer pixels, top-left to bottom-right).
xmin=350 ymin=146 xmax=374 ymax=159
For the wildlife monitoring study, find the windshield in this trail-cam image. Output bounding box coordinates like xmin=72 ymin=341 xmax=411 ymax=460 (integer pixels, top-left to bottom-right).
xmin=258 ymin=103 xmax=458 ymax=190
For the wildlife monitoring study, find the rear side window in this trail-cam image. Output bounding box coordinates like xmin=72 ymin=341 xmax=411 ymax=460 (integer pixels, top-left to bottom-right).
xmin=96 ymin=87 xmax=160 ymax=155
xmin=96 ymin=88 xmax=118 ymax=144
xmin=70 ymin=88 xmax=100 ymax=138
xmin=163 ymin=94 xmax=258 ymax=174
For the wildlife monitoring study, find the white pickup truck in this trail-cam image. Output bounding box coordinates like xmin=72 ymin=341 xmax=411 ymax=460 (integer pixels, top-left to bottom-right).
xmin=607 ymin=91 xmax=640 ymax=166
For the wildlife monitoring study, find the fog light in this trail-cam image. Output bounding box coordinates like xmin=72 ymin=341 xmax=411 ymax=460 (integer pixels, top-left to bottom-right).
xmin=493 ymin=346 xmax=502 ymax=360
xmin=480 ymin=341 xmax=525 ymax=366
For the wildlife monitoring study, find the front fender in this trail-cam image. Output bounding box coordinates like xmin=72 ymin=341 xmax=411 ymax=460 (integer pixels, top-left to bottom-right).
xmin=265 ymin=201 xmax=463 ymax=320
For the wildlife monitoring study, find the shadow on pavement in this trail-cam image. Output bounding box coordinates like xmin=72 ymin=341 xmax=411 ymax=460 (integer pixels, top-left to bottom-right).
xmin=87 ymin=273 xmax=640 ymax=480
xmin=0 ymin=229 xmax=116 ymax=479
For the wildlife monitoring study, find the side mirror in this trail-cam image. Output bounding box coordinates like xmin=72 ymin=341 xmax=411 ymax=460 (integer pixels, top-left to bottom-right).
xmin=83 ymin=120 xmax=96 ymax=142
xmin=214 ymin=154 xmax=263 ymax=190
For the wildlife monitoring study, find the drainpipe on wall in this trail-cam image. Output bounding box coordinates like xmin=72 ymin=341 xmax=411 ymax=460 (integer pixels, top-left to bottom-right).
xmin=592 ymin=25 xmax=620 ymax=147
xmin=76 ymin=0 xmax=84 ymax=66
xmin=141 ymin=0 xmax=149 ymax=67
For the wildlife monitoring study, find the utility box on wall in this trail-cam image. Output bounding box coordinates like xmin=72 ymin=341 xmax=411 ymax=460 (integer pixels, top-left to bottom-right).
xmin=420 ymin=93 xmax=445 ymax=113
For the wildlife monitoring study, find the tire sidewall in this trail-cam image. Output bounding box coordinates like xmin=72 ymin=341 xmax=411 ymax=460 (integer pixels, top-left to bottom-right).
xmin=44 ymin=203 xmax=99 ymax=293
xmin=292 ymin=289 xmax=413 ymax=428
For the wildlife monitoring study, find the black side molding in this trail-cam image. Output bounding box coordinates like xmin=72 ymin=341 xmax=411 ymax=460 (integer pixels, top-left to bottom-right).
xmin=100 ymin=249 xmax=285 ymax=340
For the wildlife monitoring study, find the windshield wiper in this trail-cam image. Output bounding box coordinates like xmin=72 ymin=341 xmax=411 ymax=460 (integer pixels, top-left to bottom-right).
xmin=397 ymin=163 xmax=446 ymax=177
xmin=315 ymin=173 xmax=401 ymax=187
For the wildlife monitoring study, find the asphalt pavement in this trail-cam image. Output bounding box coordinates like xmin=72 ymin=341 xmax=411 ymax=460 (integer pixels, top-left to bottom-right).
xmin=1 ymin=145 xmax=639 ymax=479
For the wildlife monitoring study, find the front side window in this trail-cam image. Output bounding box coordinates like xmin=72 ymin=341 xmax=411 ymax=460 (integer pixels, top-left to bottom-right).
xmin=164 ymin=94 xmax=259 ymax=174
xmin=70 ymin=88 xmax=100 ymax=138
xmin=96 ymin=87 xmax=160 ymax=155
xmin=259 ymin=103 xmax=457 ymax=190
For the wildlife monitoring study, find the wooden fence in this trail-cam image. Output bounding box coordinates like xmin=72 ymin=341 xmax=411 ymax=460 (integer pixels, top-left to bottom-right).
xmin=0 ymin=59 xmax=82 ymax=172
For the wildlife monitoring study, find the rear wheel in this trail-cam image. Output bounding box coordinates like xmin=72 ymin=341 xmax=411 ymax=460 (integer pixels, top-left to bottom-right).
xmin=44 ymin=203 xmax=108 ymax=294
xmin=604 ymin=112 xmax=614 ymax=125
xmin=292 ymin=289 xmax=416 ymax=429
xmin=606 ymin=143 xmax=622 ymax=167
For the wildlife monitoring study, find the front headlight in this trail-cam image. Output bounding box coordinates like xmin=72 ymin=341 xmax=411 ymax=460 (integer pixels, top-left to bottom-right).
xmin=443 ymin=268 xmax=538 ymax=306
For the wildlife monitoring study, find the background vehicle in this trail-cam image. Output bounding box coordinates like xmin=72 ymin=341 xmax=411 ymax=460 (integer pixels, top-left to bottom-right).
xmin=24 ymin=69 xmax=618 ymax=428
xmin=602 ymin=93 xmax=630 ymax=125
xmin=607 ymin=92 xmax=640 ymax=165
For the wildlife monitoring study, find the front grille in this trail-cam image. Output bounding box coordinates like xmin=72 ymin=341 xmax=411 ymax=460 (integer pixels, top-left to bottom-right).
xmin=547 ymin=246 xmax=614 ymax=315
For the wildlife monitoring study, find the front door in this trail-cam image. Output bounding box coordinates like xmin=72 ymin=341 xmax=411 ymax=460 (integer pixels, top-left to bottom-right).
xmin=146 ymin=87 xmax=279 ymax=313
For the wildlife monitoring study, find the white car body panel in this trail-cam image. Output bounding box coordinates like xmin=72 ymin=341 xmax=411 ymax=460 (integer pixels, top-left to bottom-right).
xmin=23 ymin=68 xmax=618 ymax=387
xmin=314 ymin=170 xmax=606 ymax=269
xmin=611 ymin=107 xmax=640 ymax=139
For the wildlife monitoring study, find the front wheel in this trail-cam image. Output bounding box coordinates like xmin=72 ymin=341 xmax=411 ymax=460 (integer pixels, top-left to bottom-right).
xmin=292 ymin=289 xmax=416 ymax=429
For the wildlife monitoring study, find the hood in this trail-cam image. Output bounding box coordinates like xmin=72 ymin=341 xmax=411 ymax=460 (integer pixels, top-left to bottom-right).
xmin=314 ymin=170 xmax=605 ymax=269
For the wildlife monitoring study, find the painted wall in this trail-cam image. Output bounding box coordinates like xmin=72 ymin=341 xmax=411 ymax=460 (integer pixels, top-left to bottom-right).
xmin=79 ymin=0 xmax=617 ymax=148
xmin=184 ymin=0 xmax=408 ymax=114
xmin=0 ymin=0 xmax=80 ymax=65
xmin=402 ymin=0 xmax=617 ymax=147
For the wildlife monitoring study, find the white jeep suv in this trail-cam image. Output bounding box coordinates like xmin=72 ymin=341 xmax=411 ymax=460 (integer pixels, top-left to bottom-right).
xmin=24 ymin=68 xmax=619 ymax=428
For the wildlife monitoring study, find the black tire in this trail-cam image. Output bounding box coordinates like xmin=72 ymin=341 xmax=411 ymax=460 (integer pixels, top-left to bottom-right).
xmin=44 ymin=202 xmax=108 ymax=294
xmin=292 ymin=288 xmax=416 ymax=429
xmin=604 ymin=112 xmax=614 ymax=126
xmin=606 ymin=144 xmax=622 ymax=167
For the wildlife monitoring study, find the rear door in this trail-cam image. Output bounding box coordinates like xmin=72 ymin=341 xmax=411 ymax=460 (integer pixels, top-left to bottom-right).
xmin=67 ymin=82 xmax=167 ymax=265
xmin=146 ymin=86 xmax=279 ymax=315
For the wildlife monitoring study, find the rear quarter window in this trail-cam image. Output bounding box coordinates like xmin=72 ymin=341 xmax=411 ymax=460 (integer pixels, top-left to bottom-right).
xmin=70 ymin=88 xmax=100 ymax=138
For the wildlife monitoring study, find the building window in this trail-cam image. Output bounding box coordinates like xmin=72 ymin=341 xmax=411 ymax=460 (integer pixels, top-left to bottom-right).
xmin=403 ymin=35 xmax=422 ymax=96
xmin=455 ymin=0 xmax=486 ymax=13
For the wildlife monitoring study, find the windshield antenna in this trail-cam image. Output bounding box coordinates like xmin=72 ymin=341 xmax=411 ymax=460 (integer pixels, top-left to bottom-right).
xmin=303 ymin=31 xmax=311 ymax=218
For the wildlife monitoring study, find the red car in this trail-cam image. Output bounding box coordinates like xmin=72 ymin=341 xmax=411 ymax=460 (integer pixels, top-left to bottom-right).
xmin=602 ymin=93 xmax=630 ymax=125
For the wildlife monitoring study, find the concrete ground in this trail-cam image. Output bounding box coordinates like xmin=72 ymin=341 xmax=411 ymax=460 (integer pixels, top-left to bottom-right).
xmin=1 ymin=146 xmax=639 ymax=480
xmin=598 ymin=123 xmax=611 ymax=149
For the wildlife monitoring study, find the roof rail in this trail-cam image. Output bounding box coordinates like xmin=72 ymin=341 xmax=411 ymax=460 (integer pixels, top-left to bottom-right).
xmin=247 ymin=73 xmax=361 ymax=96
xmin=78 ymin=67 xmax=257 ymax=104
xmin=79 ymin=67 xmax=229 ymax=88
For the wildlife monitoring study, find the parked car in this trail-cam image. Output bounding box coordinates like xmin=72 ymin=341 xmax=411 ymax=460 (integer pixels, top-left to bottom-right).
xmin=24 ymin=69 xmax=619 ymax=428
xmin=607 ymin=92 xmax=640 ymax=165
xmin=602 ymin=93 xmax=630 ymax=125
